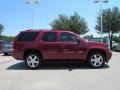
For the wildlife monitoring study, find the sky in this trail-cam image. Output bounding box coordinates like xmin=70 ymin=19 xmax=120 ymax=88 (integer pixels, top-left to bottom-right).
xmin=0 ymin=0 xmax=120 ymax=36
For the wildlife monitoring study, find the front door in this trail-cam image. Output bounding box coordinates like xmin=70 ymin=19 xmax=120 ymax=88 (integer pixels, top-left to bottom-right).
xmin=59 ymin=32 xmax=86 ymax=60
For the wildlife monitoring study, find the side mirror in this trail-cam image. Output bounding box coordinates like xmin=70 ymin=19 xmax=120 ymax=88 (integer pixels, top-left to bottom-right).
xmin=76 ymin=38 xmax=80 ymax=44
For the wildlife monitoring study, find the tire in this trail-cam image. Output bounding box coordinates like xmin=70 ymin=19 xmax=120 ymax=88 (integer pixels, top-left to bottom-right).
xmin=4 ymin=53 xmax=9 ymax=56
xmin=87 ymin=52 xmax=105 ymax=68
xmin=25 ymin=53 xmax=42 ymax=69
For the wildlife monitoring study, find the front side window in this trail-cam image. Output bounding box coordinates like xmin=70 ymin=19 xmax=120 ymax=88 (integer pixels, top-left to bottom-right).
xmin=60 ymin=32 xmax=77 ymax=42
xmin=41 ymin=32 xmax=57 ymax=42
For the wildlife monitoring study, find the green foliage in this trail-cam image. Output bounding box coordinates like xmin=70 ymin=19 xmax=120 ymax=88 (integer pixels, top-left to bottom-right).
xmin=1 ymin=35 xmax=15 ymax=43
xmin=96 ymin=7 xmax=120 ymax=34
xmin=0 ymin=24 xmax=4 ymax=40
xmin=113 ymin=35 xmax=120 ymax=43
xmin=95 ymin=7 xmax=120 ymax=48
xmin=50 ymin=12 xmax=89 ymax=35
xmin=51 ymin=15 xmax=69 ymax=30
xmin=0 ymin=23 xmax=14 ymax=42
xmin=83 ymin=35 xmax=93 ymax=39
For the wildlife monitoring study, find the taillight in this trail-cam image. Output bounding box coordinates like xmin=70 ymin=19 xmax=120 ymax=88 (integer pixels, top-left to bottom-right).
xmin=0 ymin=45 xmax=1 ymax=49
xmin=13 ymin=42 xmax=17 ymax=49
xmin=0 ymin=44 xmax=3 ymax=49
xmin=13 ymin=42 xmax=23 ymax=50
xmin=39 ymin=44 xmax=45 ymax=48
xmin=13 ymin=45 xmax=15 ymax=49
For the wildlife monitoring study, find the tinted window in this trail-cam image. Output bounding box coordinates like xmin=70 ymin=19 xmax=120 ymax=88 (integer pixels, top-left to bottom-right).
xmin=41 ymin=32 xmax=57 ymax=42
xmin=17 ymin=32 xmax=39 ymax=41
xmin=60 ymin=32 xmax=77 ymax=42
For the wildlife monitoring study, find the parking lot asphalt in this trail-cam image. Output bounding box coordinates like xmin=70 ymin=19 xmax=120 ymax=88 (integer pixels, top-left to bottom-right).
xmin=0 ymin=52 xmax=120 ymax=90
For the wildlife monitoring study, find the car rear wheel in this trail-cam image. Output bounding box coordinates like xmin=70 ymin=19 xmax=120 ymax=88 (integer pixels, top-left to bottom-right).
xmin=4 ymin=53 xmax=9 ymax=56
xmin=25 ymin=53 xmax=42 ymax=69
xmin=88 ymin=52 xmax=105 ymax=68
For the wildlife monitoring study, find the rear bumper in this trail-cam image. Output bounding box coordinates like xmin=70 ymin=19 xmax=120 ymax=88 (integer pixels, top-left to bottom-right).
xmin=12 ymin=50 xmax=24 ymax=60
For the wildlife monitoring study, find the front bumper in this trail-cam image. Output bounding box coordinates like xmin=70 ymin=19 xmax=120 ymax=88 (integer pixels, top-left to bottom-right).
xmin=106 ymin=51 xmax=112 ymax=63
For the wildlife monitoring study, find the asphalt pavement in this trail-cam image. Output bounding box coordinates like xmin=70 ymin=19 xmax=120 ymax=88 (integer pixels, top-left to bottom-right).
xmin=0 ymin=52 xmax=120 ymax=90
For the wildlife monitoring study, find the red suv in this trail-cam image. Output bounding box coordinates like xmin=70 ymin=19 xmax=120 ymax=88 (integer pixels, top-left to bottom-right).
xmin=12 ymin=30 xmax=112 ymax=69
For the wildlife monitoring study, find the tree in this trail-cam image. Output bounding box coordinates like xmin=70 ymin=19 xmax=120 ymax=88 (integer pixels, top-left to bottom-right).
xmin=83 ymin=35 xmax=93 ymax=39
xmin=50 ymin=12 xmax=89 ymax=35
xmin=113 ymin=35 xmax=120 ymax=43
xmin=1 ymin=35 xmax=15 ymax=42
xmin=0 ymin=24 xmax=4 ymax=40
xmin=95 ymin=7 xmax=120 ymax=49
xmin=50 ymin=15 xmax=69 ymax=30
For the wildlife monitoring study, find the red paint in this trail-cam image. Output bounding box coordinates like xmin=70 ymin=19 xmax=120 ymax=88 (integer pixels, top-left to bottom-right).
xmin=12 ymin=30 xmax=112 ymax=62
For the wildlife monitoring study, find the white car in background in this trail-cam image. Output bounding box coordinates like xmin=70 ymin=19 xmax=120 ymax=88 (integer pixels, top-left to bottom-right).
xmin=1 ymin=42 xmax=13 ymax=55
xmin=112 ymin=41 xmax=118 ymax=47
xmin=112 ymin=41 xmax=120 ymax=51
xmin=113 ymin=44 xmax=120 ymax=52
xmin=0 ymin=40 xmax=7 ymax=53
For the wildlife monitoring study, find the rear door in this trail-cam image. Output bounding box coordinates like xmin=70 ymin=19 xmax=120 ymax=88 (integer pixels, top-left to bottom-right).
xmin=40 ymin=32 xmax=62 ymax=60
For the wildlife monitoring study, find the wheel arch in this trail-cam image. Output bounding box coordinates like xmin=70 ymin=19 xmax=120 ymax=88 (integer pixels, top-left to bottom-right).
xmin=87 ymin=49 xmax=107 ymax=62
xmin=23 ymin=49 xmax=43 ymax=60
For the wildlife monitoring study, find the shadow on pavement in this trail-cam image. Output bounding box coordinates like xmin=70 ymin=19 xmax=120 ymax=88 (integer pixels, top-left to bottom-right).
xmin=7 ymin=61 xmax=109 ymax=71
xmin=0 ymin=54 xmax=11 ymax=56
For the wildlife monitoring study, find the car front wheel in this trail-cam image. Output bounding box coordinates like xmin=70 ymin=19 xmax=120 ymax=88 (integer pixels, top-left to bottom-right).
xmin=25 ymin=53 xmax=42 ymax=69
xmin=88 ymin=52 xmax=105 ymax=68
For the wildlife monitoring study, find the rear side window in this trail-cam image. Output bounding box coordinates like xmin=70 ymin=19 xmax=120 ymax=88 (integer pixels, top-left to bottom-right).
xmin=41 ymin=32 xmax=57 ymax=42
xmin=17 ymin=32 xmax=39 ymax=41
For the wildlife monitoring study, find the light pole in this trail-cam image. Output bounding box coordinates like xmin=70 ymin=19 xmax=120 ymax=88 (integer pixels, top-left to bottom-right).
xmin=94 ymin=0 xmax=109 ymax=42
xmin=25 ymin=0 xmax=39 ymax=29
